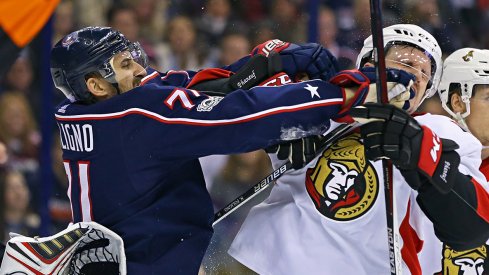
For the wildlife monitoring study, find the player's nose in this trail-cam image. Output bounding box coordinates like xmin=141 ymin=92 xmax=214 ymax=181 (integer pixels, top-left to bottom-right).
xmin=133 ymin=62 xmax=147 ymax=78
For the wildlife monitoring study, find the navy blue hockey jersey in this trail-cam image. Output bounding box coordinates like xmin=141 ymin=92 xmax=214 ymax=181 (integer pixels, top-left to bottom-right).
xmin=54 ymin=69 xmax=345 ymax=274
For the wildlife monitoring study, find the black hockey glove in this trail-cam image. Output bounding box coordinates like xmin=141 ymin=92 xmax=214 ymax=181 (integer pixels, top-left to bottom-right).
xmin=251 ymin=39 xmax=339 ymax=81
xmin=265 ymin=135 xmax=324 ymax=170
xmin=350 ymin=103 xmax=461 ymax=194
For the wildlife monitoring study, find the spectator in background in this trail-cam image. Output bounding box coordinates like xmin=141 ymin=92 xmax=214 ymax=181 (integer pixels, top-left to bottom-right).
xmin=196 ymin=0 xmax=244 ymax=50
xmin=131 ymin=0 xmax=168 ymax=44
xmin=48 ymin=135 xmax=72 ymax=233
xmin=217 ymin=32 xmax=251 ymax=66
xmin=317 ymin=6 xmax=358 ymax=70
xmin=2 ymin=56 xmax=33 ymax=92
xmin=0 ymin=142 xmax=7 ymax=165
xmin=52 ymin=0 xmax=75 ymax=46
xmin=72 ymin=0 xmax=112 ymax=27
xmin=0 ymin=92 xmax=40 ymax=208
xmin=106 ymin=4 xmax=157 ymax=67
xmin=404 ymin=0 xmax=460 ymax=53
xmin=269 ymin=0 xmax=307 ymax=43
xmin=1 ymin=52 xmax=41 ymax=114
xmin=107 ymin=4 xmax=140 ymax=43
xmin=2 ymin=170 xmax=39 ymax=243
xmin=249 ymin=20 xmax=276 ymax=46
xmin=334 ymin=0 xmax=377 ymax=51
xmin=154 ymin=16 xmax=211 ymax=72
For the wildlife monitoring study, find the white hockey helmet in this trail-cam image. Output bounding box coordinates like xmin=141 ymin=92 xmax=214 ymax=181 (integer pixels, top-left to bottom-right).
xmin=356 ymin=24 xmax=442 ymax=100
xmin=438 ymin=48 xmax=489 ymax=119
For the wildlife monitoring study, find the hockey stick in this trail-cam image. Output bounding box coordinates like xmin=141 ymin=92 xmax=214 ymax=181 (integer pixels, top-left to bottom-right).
xmin=369 ymin=1 xmax=402 ymax=274
xmin=213 ymin=122 xmax=359 ymax=226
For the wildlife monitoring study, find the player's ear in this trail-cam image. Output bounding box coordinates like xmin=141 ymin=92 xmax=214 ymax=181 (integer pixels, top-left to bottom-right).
xmin=449 ymin=92 xmax=466 ymax=114
xmin=86 ymin=76 xmax=111 ymax=98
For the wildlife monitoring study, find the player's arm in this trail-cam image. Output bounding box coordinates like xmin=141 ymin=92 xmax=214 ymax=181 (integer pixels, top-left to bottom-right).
xmin=132 ymin=72 xmax=388 ymax=160
xmin=266 ymin=67 xmax=417 ymax=169
xmin=351 ymin=103 xmax=489 ymax=251
xmin=185 ymin=39 xmax=340 ymax=94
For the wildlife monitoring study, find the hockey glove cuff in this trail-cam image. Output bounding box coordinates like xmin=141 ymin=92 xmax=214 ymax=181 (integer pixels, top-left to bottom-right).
xmin=251 ymin=39 xmax=339 ymax=82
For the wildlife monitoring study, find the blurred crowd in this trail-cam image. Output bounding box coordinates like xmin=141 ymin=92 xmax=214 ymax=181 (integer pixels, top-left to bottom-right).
xmin=0 ymin=0 xmax=487 ymax=273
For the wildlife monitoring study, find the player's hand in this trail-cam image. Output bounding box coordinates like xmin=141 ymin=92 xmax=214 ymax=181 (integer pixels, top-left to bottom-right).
xmin=330 ymin=67 xmax=416 ymax=112
xmin=265 ymin=135 xmax=324 ymax=169
xmin=251 ymin=39 xmax=339 ymax=82
xmin=350 ymin=103 xmax=460 ymax=194
xmin=360 ymin=67 xmax=416 ymax=110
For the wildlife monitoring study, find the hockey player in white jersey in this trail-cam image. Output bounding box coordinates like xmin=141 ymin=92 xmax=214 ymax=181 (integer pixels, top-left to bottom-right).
xmin=229 ymin=24 xmax=489 ymax=275
xmin=415 ymin=48 xmax=489 ymax=275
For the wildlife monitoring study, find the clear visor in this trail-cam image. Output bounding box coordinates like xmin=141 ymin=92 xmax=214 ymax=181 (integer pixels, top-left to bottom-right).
xmin=385 ymin=44 xmax=434 ymax=88
xmin=97 ymin=42 xmax=148 ymax=83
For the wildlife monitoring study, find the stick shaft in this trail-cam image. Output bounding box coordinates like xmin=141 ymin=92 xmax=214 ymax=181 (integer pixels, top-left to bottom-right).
xmin=369 ymin=0 xmax=402 ymax=274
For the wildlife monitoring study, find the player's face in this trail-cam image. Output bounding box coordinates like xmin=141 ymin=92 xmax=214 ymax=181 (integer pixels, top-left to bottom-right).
xmin=465 ymin=85 xmax=489 ymax=147
xmin=385 ymin=45 xmax=433 ymax=114
xmin=111 ymin=50 xmax=147 ymax=93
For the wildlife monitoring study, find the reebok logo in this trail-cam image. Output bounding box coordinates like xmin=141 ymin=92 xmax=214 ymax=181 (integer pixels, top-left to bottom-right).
xmin=430 ymin=135 xmax=441 ymax=162
xmin=236 ymin=70 xmax=256 ymax=88
xmin=439 ymin=161 xmax=450 ymax=183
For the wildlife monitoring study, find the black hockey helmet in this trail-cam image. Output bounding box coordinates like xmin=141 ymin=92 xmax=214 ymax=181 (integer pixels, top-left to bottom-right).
xmin=50 ymin=26 xmax=148 ymax=103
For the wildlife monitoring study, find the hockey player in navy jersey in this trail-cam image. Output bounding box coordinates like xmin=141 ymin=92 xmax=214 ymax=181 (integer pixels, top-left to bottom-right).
xmin=44 ymin=26 xmax=417 ymax=274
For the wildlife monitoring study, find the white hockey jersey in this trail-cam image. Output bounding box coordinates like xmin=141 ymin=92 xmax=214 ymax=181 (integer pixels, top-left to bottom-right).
xmin=415 ymin=148 xmax=489 ymax=273
xmin=229 ymin=113 xmax=488 ymax=275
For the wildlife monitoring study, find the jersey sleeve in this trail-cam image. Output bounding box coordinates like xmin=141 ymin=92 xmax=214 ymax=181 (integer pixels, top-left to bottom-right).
xmin=118 ymin=79 xmax=345 ymax=159
xmin=140 ymin=67 xmax=198 ymax=87
xmin=413 ymin=114 xmax=489 ymax=250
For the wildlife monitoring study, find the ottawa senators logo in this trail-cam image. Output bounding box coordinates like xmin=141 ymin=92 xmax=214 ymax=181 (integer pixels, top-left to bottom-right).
xmin=434 ymin=245 xmax=486 ymax=275
xmin=305 ymin=133 xmax=378 ymax=221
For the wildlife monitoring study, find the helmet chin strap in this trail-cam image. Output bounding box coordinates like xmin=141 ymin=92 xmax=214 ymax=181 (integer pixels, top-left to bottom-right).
xmin=453 ymin=111 xmax=471 ymax=133
xmin=451 ymin=95 xmax=472 ymax=132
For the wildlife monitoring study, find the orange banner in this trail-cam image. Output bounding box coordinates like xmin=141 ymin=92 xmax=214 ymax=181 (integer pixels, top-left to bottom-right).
xmin=0 ymin=0 xmax=61 ymax=47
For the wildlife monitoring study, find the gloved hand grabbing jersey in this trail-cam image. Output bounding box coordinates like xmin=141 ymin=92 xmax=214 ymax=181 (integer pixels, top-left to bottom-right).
xmin=265 ymin=135 xmax=325 ymax=169
xmin=251 ymin=39 xmax=339 ymax=82
xmin=351 ymin=103 xmax=461 ymax=194
xmin=330 ymin=67 xmax=416 ymax=118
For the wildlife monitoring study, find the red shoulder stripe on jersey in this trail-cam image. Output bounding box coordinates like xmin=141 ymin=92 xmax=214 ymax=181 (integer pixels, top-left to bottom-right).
xmin=479 ymin=158 xmax=489 ymax=181
xmin=186 ymin=68 xmax=233 ymax=89
xmin=400 ymin=199 xmax=423 ymax=275
xmin=55 ymin=99 xmax=343 ymax=125
xmin=472 ymin=177 xmax=489 ymax=223
xmin=140 ymin=71 xmax=159 ymax=86
xmin=160 ymin=70 xmax=190 ymax=81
